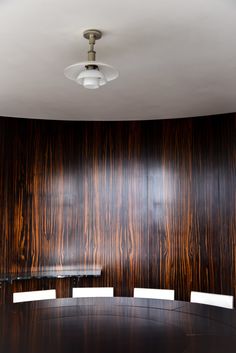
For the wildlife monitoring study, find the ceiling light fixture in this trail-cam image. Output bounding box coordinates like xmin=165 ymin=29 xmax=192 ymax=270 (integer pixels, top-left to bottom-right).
xmin=64 ymin=29 xmax=119 ymax=89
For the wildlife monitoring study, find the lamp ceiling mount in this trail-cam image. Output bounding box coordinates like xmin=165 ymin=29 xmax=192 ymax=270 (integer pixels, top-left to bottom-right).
xmin=83 ymin=29 xmax=102 ymax=41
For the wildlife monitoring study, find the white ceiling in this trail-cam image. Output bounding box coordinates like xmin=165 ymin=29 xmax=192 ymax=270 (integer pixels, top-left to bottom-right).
xmin=0 ymin=0 xmax=236 ymax=121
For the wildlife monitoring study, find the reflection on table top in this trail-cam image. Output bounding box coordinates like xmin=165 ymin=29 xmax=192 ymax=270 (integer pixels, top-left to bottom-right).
xmin=0 ymin=297 xmax=236 ymax=353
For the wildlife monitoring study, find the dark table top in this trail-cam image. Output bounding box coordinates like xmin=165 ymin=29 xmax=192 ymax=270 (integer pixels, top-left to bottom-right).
xmin=0 ymin=297 xmax=236 ymax=353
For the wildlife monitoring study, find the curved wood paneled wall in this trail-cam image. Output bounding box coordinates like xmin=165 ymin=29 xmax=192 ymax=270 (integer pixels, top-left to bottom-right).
xmin=0 ymin=114 xmax=235 ymax=303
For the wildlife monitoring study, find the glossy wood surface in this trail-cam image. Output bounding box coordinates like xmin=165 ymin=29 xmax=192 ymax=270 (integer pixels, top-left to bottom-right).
xmin=0 ymin=298 xmax=236 ymax=353
xmin=0 ymin=114 xmax=235 ymax=303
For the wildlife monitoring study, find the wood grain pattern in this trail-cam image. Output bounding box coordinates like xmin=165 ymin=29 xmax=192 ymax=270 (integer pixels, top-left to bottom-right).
xmin=0 ymin=114 xmax=235 ymax=303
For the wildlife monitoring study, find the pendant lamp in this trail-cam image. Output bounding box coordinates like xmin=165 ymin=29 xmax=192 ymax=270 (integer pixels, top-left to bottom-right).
xmin=64 ymin=29 xmax=119 ymax=89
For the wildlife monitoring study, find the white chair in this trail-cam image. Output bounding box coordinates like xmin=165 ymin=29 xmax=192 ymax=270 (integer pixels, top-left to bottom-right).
xmin=13 ymin=289 xmax=56 ymax=303
xmin=190 ymin=291 xmax=234 ymax=309
xmin=133 ymin=288 xmax=175 ymax=300
xmin=72 ymin=287 xmax=114 ymax=298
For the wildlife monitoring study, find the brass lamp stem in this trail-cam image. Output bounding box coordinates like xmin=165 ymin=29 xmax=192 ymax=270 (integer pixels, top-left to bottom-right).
xmin=83 ymin=29 xmax=102 ymax=64
xmin=88 ymin=33 xmax=96 ymax=61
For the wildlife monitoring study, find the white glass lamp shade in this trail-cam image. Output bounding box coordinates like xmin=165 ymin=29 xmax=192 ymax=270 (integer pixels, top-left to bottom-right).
xmin=77 ymin=69 xmax=106 ymax=89
xmin=64 ymin=61 xmax=119 ymax=89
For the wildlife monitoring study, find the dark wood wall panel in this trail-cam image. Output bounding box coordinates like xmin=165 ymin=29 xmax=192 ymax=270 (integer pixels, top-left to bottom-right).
xmin=0 ymin=114 xmax=235 ymax=303
xmin=147 ymin=119 xmax=194 ymax=300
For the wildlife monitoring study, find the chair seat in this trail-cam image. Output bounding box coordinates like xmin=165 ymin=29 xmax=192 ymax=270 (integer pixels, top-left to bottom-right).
xmin=134 ymin=288 xmax=175 ymax=300
xmin=13 ymin=289 xmax=56 ymax=303
xmin=72 ymin=287 xmax=114 ymax=298
xmin=190 ymin=291 xmax=234 ymax=309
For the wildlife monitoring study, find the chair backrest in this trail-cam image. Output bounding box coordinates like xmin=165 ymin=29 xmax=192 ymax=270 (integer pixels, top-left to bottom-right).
xmin=190 ymin=291 xmax=234 ymax=309
xmin=133 ymin=288 xmax=175 ymax=300
xmin=13 ymin=289 xmax=56 ymax=303
xmin=72 ymin=287 xmax=114 ymax=298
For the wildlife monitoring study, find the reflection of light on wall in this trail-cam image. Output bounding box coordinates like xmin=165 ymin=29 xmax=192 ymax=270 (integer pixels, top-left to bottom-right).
xmin=148 ymin=163 xmax=176 ymax=204
xmin=49 ymin=173 xmax=78 ymax=205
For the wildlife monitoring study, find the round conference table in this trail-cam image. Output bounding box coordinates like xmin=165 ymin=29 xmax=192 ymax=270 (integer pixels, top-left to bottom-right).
xmin=0 ymin=297 xmax=236 ymax=353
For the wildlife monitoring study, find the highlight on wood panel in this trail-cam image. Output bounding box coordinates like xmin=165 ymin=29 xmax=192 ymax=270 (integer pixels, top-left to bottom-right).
xmin=0 ymin=114 xmax=235 ymax=303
